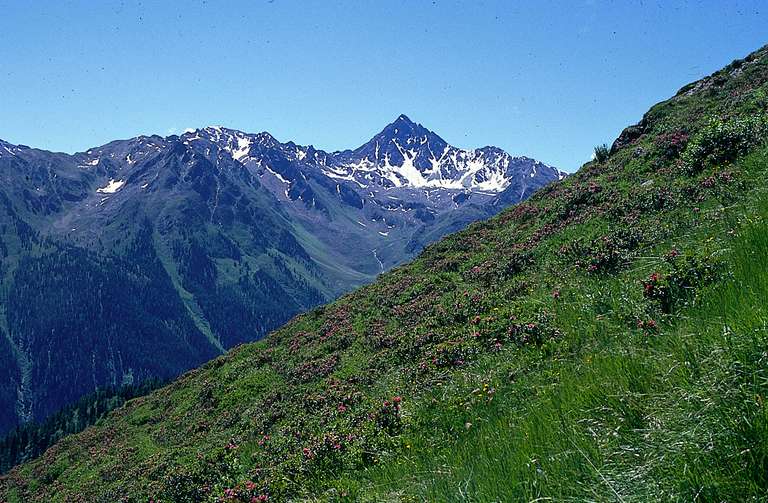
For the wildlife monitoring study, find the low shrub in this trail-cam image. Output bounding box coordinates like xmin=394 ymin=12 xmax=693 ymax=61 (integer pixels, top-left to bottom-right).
xmin=594 ymin=144 xmax=610 ymax=163
xmin=642 ymin=248 xmax=722 ymax=313
xmin=682 ymin=114 xmax=768 ymax=174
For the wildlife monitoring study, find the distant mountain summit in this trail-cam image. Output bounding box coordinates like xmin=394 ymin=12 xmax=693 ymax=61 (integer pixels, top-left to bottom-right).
xmin=340 ymin=113 xmax=450 ymax=175
xmin=322 ymin=114 xmax=565 ymax=192
xmin=0 ymin=117 xmax=562 ymax=434
xmin=151 ymin=115 xmax=566 ymax=195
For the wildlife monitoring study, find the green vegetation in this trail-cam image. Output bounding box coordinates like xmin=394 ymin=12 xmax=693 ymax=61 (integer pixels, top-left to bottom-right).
xmin=593 ymin=143 xmax=610 ymax=163
xmin=2 ymin=46 xmax=768 ymax=502
xmin=348 ymin=180 xmax=768 ymax=501
xmin=0 ymin=223 xmax=221 ymax=436
xmin=0 ymin=379 xmax=164 ymax=474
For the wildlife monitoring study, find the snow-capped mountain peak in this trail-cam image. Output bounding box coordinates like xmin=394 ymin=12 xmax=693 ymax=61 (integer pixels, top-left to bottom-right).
xmin=325 ymin=116 xmax=565 ymax=193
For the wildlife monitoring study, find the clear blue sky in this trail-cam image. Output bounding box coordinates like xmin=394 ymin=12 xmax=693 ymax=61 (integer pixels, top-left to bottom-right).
xmin=0 ymin=1 xmax=765 ymax=171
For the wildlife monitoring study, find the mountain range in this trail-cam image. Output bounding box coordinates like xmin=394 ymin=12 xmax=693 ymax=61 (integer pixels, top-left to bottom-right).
xmin=0 ymin=115 xmax=564 ymax=434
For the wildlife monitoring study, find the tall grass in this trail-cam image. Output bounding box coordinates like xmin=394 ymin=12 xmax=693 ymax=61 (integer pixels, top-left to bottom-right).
xmin=345 ymin=193 xmax=768 ymax=501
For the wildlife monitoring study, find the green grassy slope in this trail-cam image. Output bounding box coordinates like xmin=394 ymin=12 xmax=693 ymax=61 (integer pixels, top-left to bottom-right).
xmin=2 ymin=45 xmax=768 ymax=502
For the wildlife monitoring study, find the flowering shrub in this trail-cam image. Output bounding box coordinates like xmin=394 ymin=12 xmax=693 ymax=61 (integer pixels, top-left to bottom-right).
xmin=636 ymin=318 xmax=658 ymax=333
xmin=159 ymin=447 xmax=242 ymax=502
xmin=429 ymin=339 xmax=480 ymax=368
xmin=563 ymin=228 xmax=644 ymax=274
xmin=289 ymin=354 xmax=339 ymax=382
xmin=376 ymin=396 xmax=403 ymax=435
xmin=682 ymin=114 xmax=768 ymax=174
xmin=655 ymin=130 xmax=689 ymax=159
xmin=444 ymin=290 xmax=486 ymax=324
xmin=462 ymin=251 xmax=532 ymax=284
xmin=498 ymin=203 xmax=541 ymax=225
xmin=699 ymin=170 xmax=737 ymax=194
xmin=552 ymin=182 xmax=605 ymax=221
xmin=365 ymin=320 xmax=399 ymax=349
xmin=642 ymin=250 xmax=721 ymax=312
xmin=507 ymin=317 xmax=562 ymax=346
xmin=632 ymin=187 xmax=680 ymax=213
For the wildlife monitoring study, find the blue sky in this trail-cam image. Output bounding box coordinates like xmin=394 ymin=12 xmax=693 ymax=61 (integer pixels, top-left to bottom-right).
xmin=0 ymin=1 xmax=764 ymax=171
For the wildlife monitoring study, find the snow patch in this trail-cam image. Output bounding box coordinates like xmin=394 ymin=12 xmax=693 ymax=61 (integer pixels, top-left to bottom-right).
xmin=264 ymin=166 xmax=290 ymax=184
xmin=97 ymin=179 xmax=125 ymax=194
xmin=231 ymin=135 xmax=252 ymax=161
xmin=85 ymin=158 xmax=100 ymax=166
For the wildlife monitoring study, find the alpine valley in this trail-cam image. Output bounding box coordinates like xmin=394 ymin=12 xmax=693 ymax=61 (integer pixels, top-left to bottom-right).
xmin=0 ymin=115 xmax=564 ymax=435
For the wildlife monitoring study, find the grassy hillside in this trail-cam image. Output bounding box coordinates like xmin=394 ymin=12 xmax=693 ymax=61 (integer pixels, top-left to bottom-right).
xmin=3 ymin=45 xmax=768 ymax=502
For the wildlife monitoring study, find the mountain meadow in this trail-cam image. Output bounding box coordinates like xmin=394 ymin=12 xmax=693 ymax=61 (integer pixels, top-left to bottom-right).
xmin=3 ymin=43 xmax=768 ymax=503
